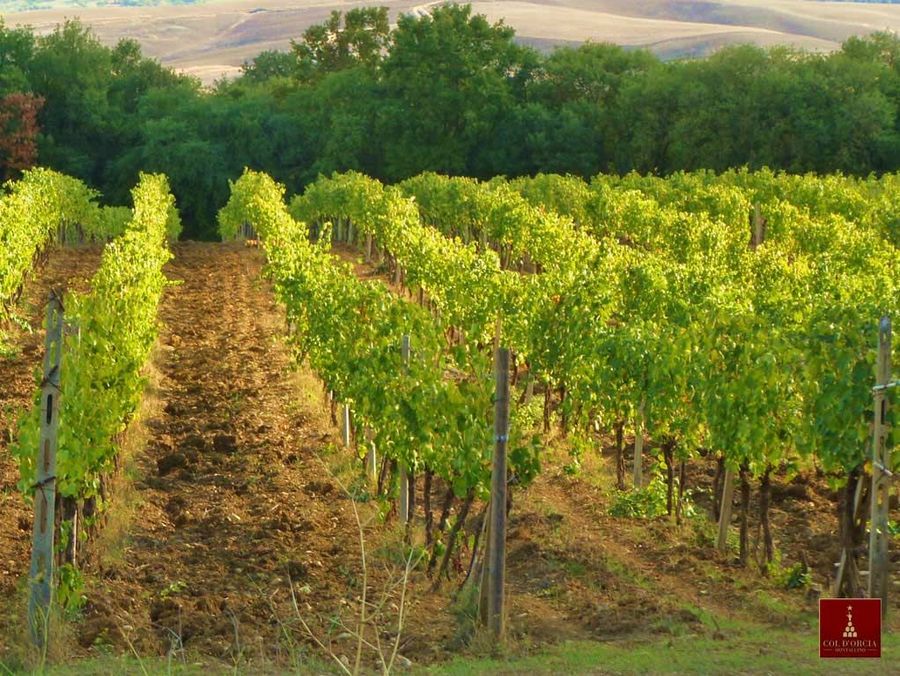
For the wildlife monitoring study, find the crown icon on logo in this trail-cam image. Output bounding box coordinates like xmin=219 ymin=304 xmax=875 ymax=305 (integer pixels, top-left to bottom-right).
xmin=843 ymin=605 xmax=858 ymax=638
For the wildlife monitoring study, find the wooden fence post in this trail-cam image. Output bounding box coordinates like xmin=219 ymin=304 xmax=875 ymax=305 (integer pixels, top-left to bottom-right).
xmin=485 ymin=347 xmax=510 ymax=640
xmin=366 ymin=441 xmax=378 ymax=486
xmin=750 ymin=203 xmax=765 ymax=250
xmin=399 ymin=335 xmax=412 ymax=523
xmin=833 ymin=473 xmax=867 ymax=596
xmin=633 ymin=398 xmax=645 ymax=488
xmin=716 ymin=467 xmax=735 ymax=553
xmin=868 ymin=316 xmax=892 ymax=617
xmin=28 ymin=294 xmax=64 ymax=647
xmin=342 ymin=405 xmax=351 ymax=448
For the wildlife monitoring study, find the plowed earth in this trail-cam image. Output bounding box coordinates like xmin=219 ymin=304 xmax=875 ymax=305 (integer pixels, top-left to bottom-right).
xmin=0 ymin=245 xmax=103 ymax=655
xmin=73 ymin=242 xmax=367 ymax=665
xmin=1 ymin=241 xmax=897 ymax=671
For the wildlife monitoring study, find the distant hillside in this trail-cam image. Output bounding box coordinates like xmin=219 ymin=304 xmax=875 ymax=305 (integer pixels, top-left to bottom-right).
xmin=0 ymin=0 xmax=204 ymax=9
xmin=4 ymin=0 xmax=900 ymax=83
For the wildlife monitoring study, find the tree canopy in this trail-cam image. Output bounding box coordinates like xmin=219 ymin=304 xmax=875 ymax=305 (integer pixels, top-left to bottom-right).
xmin=1 ymin=6 xmax=899 ymax=238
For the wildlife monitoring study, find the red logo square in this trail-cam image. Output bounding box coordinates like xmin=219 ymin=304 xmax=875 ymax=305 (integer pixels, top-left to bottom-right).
xmin=819 ymin=598 xmax=881 ymax=658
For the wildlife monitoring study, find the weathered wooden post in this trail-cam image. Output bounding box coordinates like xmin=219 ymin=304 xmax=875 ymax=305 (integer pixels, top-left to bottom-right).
xmin=240 ymin=221 xmax=257 ymax=242
xmin=486 ymin=347 xmax=510 ymax=640
xmin=750 ymin=203 xmax=765 ymax=250
xmin=362 ymin=425 xmax=377 ymax=486
xmin=342 ymin=405 xmax=351 ymax=448
xmin=633 ymin=398 xmax=645 ymax=488
xmin=868 ymin=316 xmax=892 ymax=617
xmin=716 ymin=465 xmax=735 ymax=553
xmin=833 ymin=474 xmax=866 ymax=596
xmin=28 ymin=294 xmax=64 ymax=647
xmin=366 ymin=436 xmax=378 ymax=486
xmin=399 ymin=335 xmax=412 ymax=523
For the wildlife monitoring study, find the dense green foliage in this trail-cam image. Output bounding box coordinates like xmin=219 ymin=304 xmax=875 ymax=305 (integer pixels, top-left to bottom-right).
xmin=288 ymin=169 xmax=898 ymax=501
xmin=0 ymin=166 xmax=180 ymax=350
xmin=220 ymin=169 xmax=539 ymax=497
xmin=3 ymin=5 xmax=900 ymax=238
xmin=0 ymin=168 xmax=98 ymax=342
xmin=14 ymin=173 xmax=176 ymax=503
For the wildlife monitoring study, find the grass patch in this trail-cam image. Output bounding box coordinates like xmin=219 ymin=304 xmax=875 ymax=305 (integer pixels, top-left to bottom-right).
xmin=427 ymin=621 xmax=899 ymax=675
xmin=603 ymin=556 xmax=653 ymax=592
xmin=747 ymin=589 xmax=797 ymax=625
xmin=4 ymin=656 xmax=228 ymax=675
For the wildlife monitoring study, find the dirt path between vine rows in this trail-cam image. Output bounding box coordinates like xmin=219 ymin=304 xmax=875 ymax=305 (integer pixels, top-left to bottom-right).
xmin=5 ymin=240 xmax=896 ymax=669
xmin=76 ymin=242 xmax=363 ymax=666
xmin=0 ymin=246 xmax=103 ymax=657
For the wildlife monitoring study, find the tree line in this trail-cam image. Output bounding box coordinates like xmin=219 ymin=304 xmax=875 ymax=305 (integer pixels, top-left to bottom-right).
xmin=1 ymin=4 xmax=899 ymax=239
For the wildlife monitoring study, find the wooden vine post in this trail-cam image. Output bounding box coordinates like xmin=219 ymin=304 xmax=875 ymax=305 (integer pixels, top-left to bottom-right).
xmin=399 ymin=334 xmax=412 ymax=523
xmin=341 ymin=404 xmax=351 ymax=448
xmin=833 ymin=473 xmax=867 ymax=596
xmin=633 ymin=398 xmax=645 ymax=488
xmin=717 ymin=203 xmax=767 ymax=552
xmin=365 ymin=427 xmax=377 ymax=486
xmin=716 ymin=467 xmax=736 ymax=553
xmin=28 ymin=294 xmax=64 ymax=647
xmin=868 ymin=316 xmax=892 ymax=617
xmin=485 ymin=346 xmax=510 ymax=640
xmin=750 ymin=203 xmax=765 ymax=250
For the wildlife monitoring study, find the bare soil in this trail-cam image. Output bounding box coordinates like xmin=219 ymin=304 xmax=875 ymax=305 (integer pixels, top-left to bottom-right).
xmin=71 ymin=242 xmax=366 ymax=665
xmin=0 ymin=245 xmax=103 ymax=656
xmin=1 ymin=240 xmax=896 ymax=671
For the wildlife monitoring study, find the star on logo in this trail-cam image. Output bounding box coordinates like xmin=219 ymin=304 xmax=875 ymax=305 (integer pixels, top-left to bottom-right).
xmin=843 ymin=604 xmax=858 ymax=639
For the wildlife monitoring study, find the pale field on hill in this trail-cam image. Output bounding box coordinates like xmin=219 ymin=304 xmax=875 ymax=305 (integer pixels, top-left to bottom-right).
xmin=4 ymin=0 xmax=900 ymax=83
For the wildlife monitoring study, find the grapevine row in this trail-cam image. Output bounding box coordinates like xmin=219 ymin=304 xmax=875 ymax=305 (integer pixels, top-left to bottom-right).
xmin=0 ymin=170 xmax=98 ymax=341
xmin=0 ymin=169 xmax=183 ymax=349
xmin=511 ymin=169 xmax=899 ymax=574
xmin=287 ymin=169 xmax=897 ymax=571
xmin=219 ymin=170 xmax=540 ymax=501
xmin=14 ymin=173 xmax=178 ymax=507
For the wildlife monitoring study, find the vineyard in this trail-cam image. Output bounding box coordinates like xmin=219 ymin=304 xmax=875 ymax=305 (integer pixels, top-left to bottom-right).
xmin=0 ymin=165 xmax=897 ymax=672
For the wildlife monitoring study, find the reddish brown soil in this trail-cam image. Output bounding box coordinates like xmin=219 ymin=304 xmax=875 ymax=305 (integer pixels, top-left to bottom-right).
xmin=73 ymin=242 xmax=368 ymax=666
xmin=1 ymin=240 xmax=896 ymax=670
xmin=0 ymin=245 xmax=103 ymax=656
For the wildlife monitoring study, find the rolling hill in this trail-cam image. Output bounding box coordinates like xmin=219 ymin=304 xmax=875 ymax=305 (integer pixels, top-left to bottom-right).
xmin=4 ymin=0 xmax=900 ymax=84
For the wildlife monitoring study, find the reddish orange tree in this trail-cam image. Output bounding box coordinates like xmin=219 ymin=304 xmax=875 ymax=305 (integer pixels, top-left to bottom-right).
xmin=0 ymin=93 xmax=44 ymax=180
